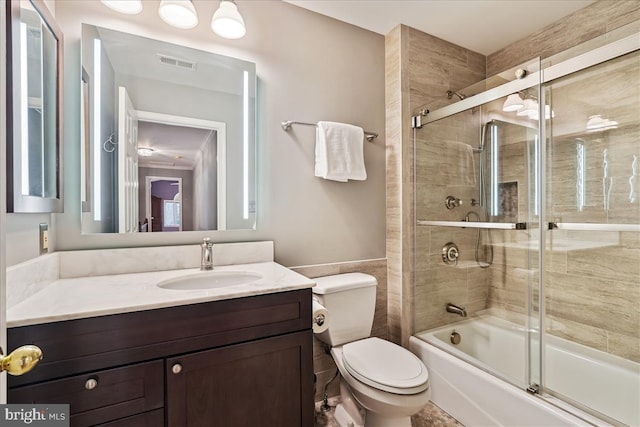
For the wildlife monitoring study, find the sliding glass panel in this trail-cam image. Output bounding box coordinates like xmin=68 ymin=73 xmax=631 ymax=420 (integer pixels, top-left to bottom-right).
xmin=413 ymin=79 xmax=542 ymax=391
xmin=543 ymin=50 xmax=640 ymax=426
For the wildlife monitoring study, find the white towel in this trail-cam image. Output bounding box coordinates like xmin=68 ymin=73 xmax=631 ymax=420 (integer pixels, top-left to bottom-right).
xmin=447 ymin=141 xmax=476 ymax=186
xmin=315 ymin=121 xmax=367 ymax=182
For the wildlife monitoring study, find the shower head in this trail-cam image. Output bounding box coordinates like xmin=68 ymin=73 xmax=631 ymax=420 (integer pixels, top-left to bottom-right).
xmin=479 ymin=119 xmax=497 ymax=151
xmin=446 ymin=90 xmax=466 ymax=101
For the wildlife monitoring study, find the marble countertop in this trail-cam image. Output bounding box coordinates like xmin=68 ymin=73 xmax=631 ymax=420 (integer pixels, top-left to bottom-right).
xmin=7 ymin=262 xmax=315 ymax=328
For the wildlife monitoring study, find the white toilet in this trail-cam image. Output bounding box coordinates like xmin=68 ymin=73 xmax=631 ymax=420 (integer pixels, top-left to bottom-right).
xmin=313 ymin=273 xmax=430 ymax=427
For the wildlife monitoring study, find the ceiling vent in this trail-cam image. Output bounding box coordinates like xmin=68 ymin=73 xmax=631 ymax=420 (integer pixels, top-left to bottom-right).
xmin=157 ymin=54 xmax=196 ymax=71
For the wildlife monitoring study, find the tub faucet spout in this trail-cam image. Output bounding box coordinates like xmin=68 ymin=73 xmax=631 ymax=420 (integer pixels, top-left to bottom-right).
xmin=446 ymin=303 xmax=467 ymax=317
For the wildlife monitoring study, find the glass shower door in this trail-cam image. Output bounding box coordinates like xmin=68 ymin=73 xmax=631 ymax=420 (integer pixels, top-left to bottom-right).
xmin=413 ymin=86 xmax=543 ymax=392
xmin=541 ymin=50 xmax=640 ymax=426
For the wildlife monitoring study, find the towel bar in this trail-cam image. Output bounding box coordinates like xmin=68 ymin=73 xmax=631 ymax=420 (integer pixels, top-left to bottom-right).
xmin=281 ymin=120 xmax=378 ymax=142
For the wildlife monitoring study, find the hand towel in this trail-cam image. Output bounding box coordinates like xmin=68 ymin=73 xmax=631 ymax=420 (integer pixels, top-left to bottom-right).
xmin=447 ymin=141 xmax=476 ymax=186
xmin=315 ymin=121 xmax=367 ymax=182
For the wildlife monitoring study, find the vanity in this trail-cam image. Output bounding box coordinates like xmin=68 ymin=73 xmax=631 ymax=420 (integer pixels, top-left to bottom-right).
xmin=6 ymin=243 xmax=315 ymax=427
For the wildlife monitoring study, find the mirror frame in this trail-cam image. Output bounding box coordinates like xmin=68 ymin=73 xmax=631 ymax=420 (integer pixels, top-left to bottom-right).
xmin=6 ymin=0 xmax=64 ymax=213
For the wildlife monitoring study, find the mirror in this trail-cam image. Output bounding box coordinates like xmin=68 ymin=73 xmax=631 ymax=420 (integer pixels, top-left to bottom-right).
xmin=6 ymin=0 xmax=63 ymax=213
xmin=80 ymin=24 xmax=256 ymax=234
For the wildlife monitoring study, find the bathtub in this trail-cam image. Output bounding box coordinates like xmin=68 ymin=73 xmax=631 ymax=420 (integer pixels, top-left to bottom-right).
xmin=410 ymin=315 xmax=640 ymax=427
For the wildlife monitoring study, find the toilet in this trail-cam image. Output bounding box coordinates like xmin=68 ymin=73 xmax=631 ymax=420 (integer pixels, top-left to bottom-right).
xmin=313 ymin=273 xmax=430 ymax=427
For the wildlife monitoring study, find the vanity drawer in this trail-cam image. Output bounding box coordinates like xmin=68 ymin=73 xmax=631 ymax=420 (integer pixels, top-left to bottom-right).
xmin=8 ymin=360 xmax=163 ymax=427
xmin=98 ymin=409 xmax=164 ymax=426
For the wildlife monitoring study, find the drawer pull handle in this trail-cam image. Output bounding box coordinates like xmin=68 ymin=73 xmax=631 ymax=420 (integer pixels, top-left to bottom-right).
xmin=85 ymin=378 xmax=98 ymax=390
xmin=172 ymin=363 xmax=182 ymax=374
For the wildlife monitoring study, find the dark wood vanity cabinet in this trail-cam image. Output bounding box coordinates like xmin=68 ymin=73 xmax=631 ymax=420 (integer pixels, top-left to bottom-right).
xmin=8 ymin=289 xmax=314 ymax=427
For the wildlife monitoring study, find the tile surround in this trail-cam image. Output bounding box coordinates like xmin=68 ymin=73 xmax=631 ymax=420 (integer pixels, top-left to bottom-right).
xmin=386 ymin=0 xmax=640 ymax=366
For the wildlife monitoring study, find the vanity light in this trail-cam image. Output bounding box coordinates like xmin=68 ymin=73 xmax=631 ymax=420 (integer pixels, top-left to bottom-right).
xmin=100 ymin=0 xmax=143 ymax=15
xmin=138 ymin=147 xmax=154 ymax=157
xmin=502 ymin=93 xmax=524 ymax=112
xmin=159 ymin=0 xmax=199 ymax=30
xmin=586 ymin=115 xmax=618 ymax=132
xmin=211 ymin=0 xmax=246 ymax=39
xmin=516 ymin=98 xmax=538 ymax=117
xmin=528 ymin=104 xmax=555 ymax=121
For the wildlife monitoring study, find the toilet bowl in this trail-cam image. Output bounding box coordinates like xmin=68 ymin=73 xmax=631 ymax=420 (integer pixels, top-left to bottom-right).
xmin=312 ymin=273 xmax=431 ymax=427
xmin=332 ymin=340 xmax=431 ymax=427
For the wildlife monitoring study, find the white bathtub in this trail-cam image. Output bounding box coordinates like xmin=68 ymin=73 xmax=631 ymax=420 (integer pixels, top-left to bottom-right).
xmin=410 ymin=315 xmax=640 ymax=427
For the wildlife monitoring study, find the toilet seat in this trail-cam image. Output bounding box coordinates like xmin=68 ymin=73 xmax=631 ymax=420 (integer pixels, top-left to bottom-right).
xmin=341 ymin=337 xmax=429 ymax=395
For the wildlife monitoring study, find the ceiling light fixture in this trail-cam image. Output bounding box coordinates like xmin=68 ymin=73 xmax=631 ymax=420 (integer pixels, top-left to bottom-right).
xmin=159 ymin=0 xmax=199 ymax=30
xmin=138 ymin=147 xmax=154 ymax=157
xmin=502 ymin=93 xmax=524 ymax=112
xmin=586 ymin=115 xmax=618 ymax=132
xmin=211 ymin=0 xmax=246 ymax=39
xmin=516 ymin=98 xmax=538 ymax=117
xmin=100 ymin=0 xmax=143 ymax=15
xmin=528 ymin=105 xmax=555 ymax=121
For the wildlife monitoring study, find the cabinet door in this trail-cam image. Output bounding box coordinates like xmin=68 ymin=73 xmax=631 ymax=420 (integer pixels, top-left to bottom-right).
xmin=167 ymin=330 xmax=313 ymax=427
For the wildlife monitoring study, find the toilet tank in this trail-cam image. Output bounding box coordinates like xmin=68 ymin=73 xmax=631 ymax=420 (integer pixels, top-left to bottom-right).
xmin=312 ymin=273 xmax=377 ymax=346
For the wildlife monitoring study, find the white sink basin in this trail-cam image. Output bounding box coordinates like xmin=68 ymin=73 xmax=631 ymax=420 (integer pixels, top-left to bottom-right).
xmin=157 ymin=270 xmax=263 ymax=290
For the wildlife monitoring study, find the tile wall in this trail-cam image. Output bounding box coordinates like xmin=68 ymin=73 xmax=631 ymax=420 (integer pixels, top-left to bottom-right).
xmin=385 ymin=26 xmax=487 ymax=344
xmin=386 ymin=0 xmax=640 ymax=358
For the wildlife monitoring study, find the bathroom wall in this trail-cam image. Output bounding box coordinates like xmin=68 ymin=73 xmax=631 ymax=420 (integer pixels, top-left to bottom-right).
xmin=8 ymin=0 xmax=386 ymax=267
xmin=385 ymin=25 xmax=486 ymax=345
xmin=487 ymin=0 xmax=640 ymax=75
xmin=291 ymin=258 xmax=387 ymax=401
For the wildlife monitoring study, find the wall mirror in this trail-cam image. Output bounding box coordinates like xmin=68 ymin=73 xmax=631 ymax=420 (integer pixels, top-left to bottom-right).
xmin=6 ymin=0 xmax=63 ymax=213
xmin=80 ymin=24 xmax=256 ymax=234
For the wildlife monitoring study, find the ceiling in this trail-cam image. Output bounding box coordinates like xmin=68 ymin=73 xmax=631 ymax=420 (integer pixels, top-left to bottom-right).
xmin=284 ymin=0 xmax=596 ymax=55
xmin=137 ymin=121 xmax=214 ymax=169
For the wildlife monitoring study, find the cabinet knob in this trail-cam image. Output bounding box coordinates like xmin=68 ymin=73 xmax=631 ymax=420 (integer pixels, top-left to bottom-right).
xmin=85 ymin=378 xmax=98 ymax=390
xmin=172 ymin=363 xmax=182 ymax=374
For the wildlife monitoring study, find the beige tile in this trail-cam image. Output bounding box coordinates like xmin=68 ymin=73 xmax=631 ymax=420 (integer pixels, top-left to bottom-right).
xmin=566 ymin=247 xmax=640 ymax=284
xmin=545 ymin=315 xmax=608 ymax=352
xmin=314 ymin=369 xmax=340 ymax=402
xmin=607 ymin=330 xmax=640 ymax=363
xmin=546 ymin=272 xmax=640 ymax=338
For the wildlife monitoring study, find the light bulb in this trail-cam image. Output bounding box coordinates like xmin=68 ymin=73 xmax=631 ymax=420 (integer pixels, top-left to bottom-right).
xmin=502 ymin=93 xmax=524 ymax=112
xmin=159 ymin=0 xmax=198 ymax=30
xmin=516 ymin=98 xmax=538 ymax=117
xmin=100 ymin=0 xmax=142 ymax=14
xmin=211 ymin=1 xmax=246 ymax=39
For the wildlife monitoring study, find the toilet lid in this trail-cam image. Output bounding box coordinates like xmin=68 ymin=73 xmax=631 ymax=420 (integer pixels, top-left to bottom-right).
xmin=341 ymin=337 xmax=429 ymax=394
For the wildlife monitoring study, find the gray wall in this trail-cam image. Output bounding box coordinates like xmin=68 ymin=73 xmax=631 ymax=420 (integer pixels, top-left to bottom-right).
xmin=7 ymin=0 xmax=386 ymax=267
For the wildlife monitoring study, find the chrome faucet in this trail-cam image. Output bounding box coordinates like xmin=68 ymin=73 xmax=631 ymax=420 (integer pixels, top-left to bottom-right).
xmin=201 ymin=238 xmax=214 ymax=270
xmin=446 ymin=303 xmax=467 ymax=317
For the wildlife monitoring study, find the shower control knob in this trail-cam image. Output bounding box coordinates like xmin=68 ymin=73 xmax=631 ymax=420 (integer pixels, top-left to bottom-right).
xmin=442 ymin=242 xmax=460 ymax=265
xmin=445 ymin=196 xmax=463 ymax=210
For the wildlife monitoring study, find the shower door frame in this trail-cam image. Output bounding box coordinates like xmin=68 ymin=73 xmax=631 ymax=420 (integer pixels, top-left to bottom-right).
xmin=413 ymin=30 xmax=640 ymax=423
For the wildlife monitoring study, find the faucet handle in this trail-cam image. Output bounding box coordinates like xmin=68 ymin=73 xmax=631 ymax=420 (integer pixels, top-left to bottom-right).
xmin=445 ymin=196 xmax=463 ymax=210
